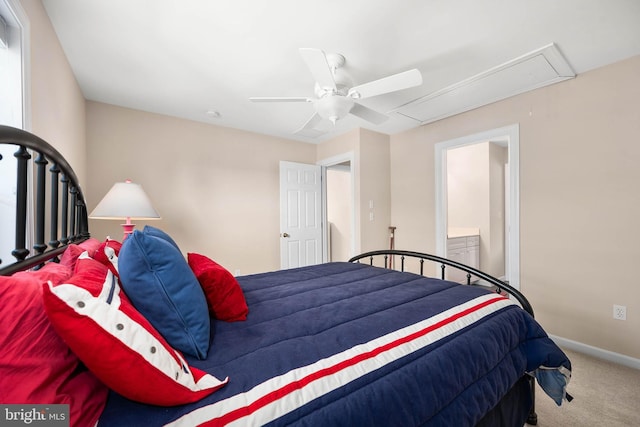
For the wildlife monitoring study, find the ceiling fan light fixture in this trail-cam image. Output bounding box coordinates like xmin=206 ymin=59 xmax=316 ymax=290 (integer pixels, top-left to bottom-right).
xmin=315 ymin=94 xmax=354 ymax=124
xmin=250 ymin=48 xmax=423 ymax=134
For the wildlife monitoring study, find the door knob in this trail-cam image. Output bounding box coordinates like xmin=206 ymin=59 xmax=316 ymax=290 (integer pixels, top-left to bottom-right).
xmin=281 ymin=233 xmax=290 ymax=238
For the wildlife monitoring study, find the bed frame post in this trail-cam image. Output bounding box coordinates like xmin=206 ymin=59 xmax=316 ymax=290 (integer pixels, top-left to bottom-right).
xmin=60 ymin=173 xmax=69 ymax=245
xmin=49 ymin=163 xmax=61 ymax=251
xmin=76 ymin=197 xmax=89 ymax=239
xmin=70 ymin=186 xmax=78 ymax=240
xmin=34 ymin=152 xmax=48 ymax=256
xmin=12 ymin=146 xmax=31 ymax=263
xmin=527 ymin=377 xmax=538 ymax=425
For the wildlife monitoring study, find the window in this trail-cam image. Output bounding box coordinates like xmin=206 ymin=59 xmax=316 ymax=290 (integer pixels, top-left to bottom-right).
xmin=0 ymin=0 xmax=29 ymax=268
xmin=0 ymin=0 xmax=26 ymax=128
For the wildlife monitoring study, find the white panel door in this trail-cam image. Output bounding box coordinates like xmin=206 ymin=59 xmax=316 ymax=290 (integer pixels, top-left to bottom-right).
xmin=280 ymin=161 xmax=323 ymax=269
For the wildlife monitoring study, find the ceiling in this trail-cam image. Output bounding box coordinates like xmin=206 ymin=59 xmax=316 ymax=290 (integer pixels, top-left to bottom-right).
xmin=41 ymin=0 xmax=640 ymax=143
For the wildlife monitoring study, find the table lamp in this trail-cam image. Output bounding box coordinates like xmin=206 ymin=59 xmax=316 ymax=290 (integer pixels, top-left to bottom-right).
xmin=89 ymin=179 xmax=160 ymax=240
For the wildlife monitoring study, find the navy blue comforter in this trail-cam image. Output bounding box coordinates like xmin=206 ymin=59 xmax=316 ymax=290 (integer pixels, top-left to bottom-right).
xmin=99 ymin=262 xmax=570 ymax=426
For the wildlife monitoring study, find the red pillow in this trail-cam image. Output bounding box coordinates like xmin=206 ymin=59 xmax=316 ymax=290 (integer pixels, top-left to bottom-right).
xmin=188 ymin=253 xmax=249 ymax=321
xmin=8 ymin=261 xmax=71 ymax=284
xmin=0 ymin=262 xmax=108 ymax=426
xmin=59 ymin=244 xmax=85 ymax=269
xmin=59 ymin=238 xmax=102 ymax=271
xmin=79 ymin=237 xmax=102 ymax=255
xmin=93 ymin=238 xmax=122 ymax=277
xmin=43 ymin=253 xmax=228 ymax=406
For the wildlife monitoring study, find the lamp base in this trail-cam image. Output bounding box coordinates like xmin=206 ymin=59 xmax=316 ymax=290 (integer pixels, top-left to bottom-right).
xmin=121 ymin=223 xmax=136 ymax=240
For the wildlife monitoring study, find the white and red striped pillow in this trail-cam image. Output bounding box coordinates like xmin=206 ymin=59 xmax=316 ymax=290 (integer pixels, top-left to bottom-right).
xmin=43 ymin=253 xmax=228 ymax=406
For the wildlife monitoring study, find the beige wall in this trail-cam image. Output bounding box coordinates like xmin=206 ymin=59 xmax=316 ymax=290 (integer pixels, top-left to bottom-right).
xmin=317 ymin=128 xmax=360 ymax=252
xmin=22 ymin=0 xmax=86 ymax=184
xmin=85 ymin=106 xmax=392 ymax=274
xmin=316 ymin=128 xmax=391 ymax=255
xmin=358 ymin=129 xmax=391 ymax=252
xmin=86 ymin=102 xmax=316 ymax=275
xmin=316 ymin=128 xmax=358 ymax=160
xmin=391 ymin=55 xmax=640 ymax=358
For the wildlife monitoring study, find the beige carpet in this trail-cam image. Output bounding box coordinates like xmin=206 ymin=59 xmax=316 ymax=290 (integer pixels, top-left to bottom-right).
xmin=531 ymin=348 xmax=640 ymax=426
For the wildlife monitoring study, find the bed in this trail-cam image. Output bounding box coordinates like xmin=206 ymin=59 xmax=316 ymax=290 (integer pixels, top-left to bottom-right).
xmin=0 ymin=125 xmax=571 ymax=426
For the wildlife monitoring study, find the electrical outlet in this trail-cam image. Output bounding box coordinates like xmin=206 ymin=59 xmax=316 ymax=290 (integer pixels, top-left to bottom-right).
xmin=613 ymin=305 xmax=627 ymax=321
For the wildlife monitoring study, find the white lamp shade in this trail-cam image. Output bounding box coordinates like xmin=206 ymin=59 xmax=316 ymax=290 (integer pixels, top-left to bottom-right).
xmin=89 ymin=181 xmax=160 ymax=220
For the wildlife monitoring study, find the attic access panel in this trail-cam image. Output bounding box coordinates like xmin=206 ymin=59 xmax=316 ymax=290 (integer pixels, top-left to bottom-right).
xmin=392 ymin=43 xmax=575 ymax=124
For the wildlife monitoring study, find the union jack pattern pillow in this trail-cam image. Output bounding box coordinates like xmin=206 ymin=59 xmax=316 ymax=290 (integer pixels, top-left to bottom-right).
xmin=43 ymin=253 xmax=228 ymax=406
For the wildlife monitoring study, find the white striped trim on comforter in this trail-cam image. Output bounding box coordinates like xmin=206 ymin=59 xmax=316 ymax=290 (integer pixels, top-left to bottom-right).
xmin=166 ymin=293 xmax=516 ymax=427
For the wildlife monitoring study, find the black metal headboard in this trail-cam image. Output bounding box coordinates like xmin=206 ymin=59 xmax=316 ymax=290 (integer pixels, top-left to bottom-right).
xmin=0 ymin=125 xmax=89 ymax=275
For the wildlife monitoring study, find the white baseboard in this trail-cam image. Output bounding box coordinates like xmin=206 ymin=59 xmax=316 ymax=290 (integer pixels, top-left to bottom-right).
xmin=549 ymin=335 xmax=640 ymax=371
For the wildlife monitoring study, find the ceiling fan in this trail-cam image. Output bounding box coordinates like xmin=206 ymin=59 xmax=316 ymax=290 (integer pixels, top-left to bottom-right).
xmin=249 ymin=48 xmax=423 ymax=138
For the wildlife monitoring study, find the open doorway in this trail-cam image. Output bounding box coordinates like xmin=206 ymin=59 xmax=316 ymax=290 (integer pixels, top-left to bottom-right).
xmin=325 ymin=163 xmax=352 ymax=261
xmin=446 ymin=141 xmax=508 ymax=281
xmin=319 ymin=152 xmax=355 ymax=262
xmin=435 ymin=124 xmax=520 ymax=289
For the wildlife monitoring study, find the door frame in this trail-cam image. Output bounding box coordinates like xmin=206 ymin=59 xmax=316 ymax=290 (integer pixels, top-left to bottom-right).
xmin=317 ymin=151 xmax=356 ymax=262
xmin=434 ymin=124 xmax=520 ymax=289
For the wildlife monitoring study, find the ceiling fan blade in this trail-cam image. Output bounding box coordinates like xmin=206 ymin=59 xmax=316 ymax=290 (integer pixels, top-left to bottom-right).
xmin=294 ymin=113 xmax=325 ymax=138
xmin=249 ymin=97 xmax=311 ymax=103
xmin=350 ymin=103 xmax=389 ymax=125
xmin=349 ymin=69 xmax=422 ymax=99
xmin=299 ymin=48 xmax=337 ymax=91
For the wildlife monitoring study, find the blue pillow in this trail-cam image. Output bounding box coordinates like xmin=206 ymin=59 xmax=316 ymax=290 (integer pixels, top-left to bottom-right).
xmin=118 ymin=228 xmax=210 ymax=359
xmin=142 ymin=225 xmax=180 ymax=250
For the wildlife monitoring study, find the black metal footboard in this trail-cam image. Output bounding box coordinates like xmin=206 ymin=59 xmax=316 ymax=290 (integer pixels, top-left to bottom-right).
xmin=349 ymin=249 xmax=539 ymax=425
xmin=349 ymin=249 xmax=533 ymax=316
xmin=0 ymin=125 xmax=89 ymax=275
